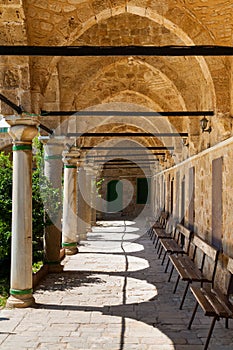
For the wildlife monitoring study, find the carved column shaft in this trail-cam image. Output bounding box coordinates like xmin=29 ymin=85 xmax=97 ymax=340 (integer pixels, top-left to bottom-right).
xmin=62 ymin=156 xmax=78 ymax=255
xmin=42 ymin=138 xmax=64 ymax=271
xmin=6 ymin=118 xmax=38 ymax=308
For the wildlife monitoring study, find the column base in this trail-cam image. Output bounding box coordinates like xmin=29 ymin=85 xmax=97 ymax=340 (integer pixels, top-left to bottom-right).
xmin=48 ymin=263 xmax=64 ymax=273
xmin=65 ymin=246 xmax=78 ymax=255
xmin=62 ymin=242 xmax=78 ymax=255
xmin=6 ymin=293 xmax=35 ymax=309
xmin=78 ymin=233 xmax=87 ymax=241
xmin=86 ymin=225 xmax=92 ymax=233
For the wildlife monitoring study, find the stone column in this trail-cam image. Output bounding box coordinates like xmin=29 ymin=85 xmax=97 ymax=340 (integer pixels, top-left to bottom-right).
xmin=77 ymin=166 xmax=88 ymax=241
xmin=62 ymin=155 xmax=78 ymax=255
xmin=41 ymin=137 xmax=64 ymax=272
xmin=84 ymin=166 xmax=94 ymax=232
xmin=90 ymin=168 xmax=98 ymax=226
xmin=6 ymin=118 xmax=38 ymax=308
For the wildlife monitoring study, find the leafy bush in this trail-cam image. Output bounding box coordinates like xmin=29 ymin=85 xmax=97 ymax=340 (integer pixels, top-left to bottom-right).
xmin=0 ymin=139 xmax=62 ymax=268
xmin=0 ymin=152 xmax=12 ymax=262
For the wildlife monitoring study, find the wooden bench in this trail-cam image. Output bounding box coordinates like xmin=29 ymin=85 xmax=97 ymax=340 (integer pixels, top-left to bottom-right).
xmin=168 ymin=235 xmax=219 ymax=310
xmin=147 ymin=211 xmax=168 ymax=240
xmin=151 ymin=212 xmax=170 ymax=247
xmin=158 ymin=223 xmax=192 ymax=272
xmin=188 ymin=256 xmax=233 ymax=350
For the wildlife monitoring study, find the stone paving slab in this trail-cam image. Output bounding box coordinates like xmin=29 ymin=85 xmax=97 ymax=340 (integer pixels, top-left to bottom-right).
xmin=0 ymin=220 xmax=233 ymax=350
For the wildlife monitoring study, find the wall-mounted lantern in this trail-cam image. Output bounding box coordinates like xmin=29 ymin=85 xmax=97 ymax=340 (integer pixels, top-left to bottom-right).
xmin=200 ymin=116 xmax=212 ymax=133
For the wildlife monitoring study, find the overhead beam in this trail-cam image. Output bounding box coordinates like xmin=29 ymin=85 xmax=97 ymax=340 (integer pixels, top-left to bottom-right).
xmin=81 ymin=146 xmax=174 ymax=150
xmin=0 ymin=93 xmax=53 ymax=135
xmin=86 ymin=153 xmax=166 ymax=158
xmin=0 ymin=93 xmax=23 ymax=114
xmin=0 ymin=45 xmax=232 ymax=56
xmin=67 ymin=132 xmax=188 ymax=137
xmin=103 ymin=166 xmax=151 ymax=169
xmin=93 ymin=159 xmax=159 ymax=163
xmin=41 ymin=110 xmax=214 ymax=117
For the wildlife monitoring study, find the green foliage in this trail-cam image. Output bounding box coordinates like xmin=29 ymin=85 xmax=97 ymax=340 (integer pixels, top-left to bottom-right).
xmin=32 ymin=260 xmax=43 ymax=273
xmin=0 ymin=152 xmax=12 ymax=261
xmin=0 ymin=139 xmax=62 ymax=267
xmin=32 ymin=138 xmax=62 ymax=263
xmin=96 ymin=178 xmax=104 ymax=197
xmin=0 ymin=276 xmax=9 ymax=308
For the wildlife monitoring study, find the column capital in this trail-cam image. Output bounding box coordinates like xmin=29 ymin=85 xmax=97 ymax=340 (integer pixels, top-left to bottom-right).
xmin=5 ymin=117 xmax=39 ymax=143
xmin=62 ymin=151 xmax=79 ymax=167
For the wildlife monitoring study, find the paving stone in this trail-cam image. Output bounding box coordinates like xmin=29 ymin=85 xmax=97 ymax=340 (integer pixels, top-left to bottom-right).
xmin=0 ymin=220 xmax=232 ymax=350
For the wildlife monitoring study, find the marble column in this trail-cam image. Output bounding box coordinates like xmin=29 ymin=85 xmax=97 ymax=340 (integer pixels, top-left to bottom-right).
xmin=88 ymin=166 xmax=98 ymax=226
xmin=77 ymin=166 xmax=88 ymax=241
xmin=84 ymin=166 xmax=94 ymax=232
xmin=6 ymin=118 xmax=38 ymax=308
xmin=42 ymin=137 xmax=64 ymax=272
xmin=62 ymin=155 xmax=78 ymax=255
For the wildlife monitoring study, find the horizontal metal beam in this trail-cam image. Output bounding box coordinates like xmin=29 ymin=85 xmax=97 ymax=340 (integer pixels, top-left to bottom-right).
xmin=41 ymin=110 xmax=214 ymax=117
xmin=86 ymin=152 xmax=166 ymax=158
xmin=39 ymin=124 xmax=53 ymax=135
xmin=0 ymin=93 xmax=53 ymax=135
xmin=0 ymin=45 xmax=232 ymax=56
xmin=67 ymin=132 xmax=188 ymax=137
xmin=0 ymin=93 xmax=23 ymax=114
xmin=103 ymin=166 xmax=151 ymax=169
xmin=81 ymin=146 xmax=174 ymax=150
xmin=93 ymin=159 xmax=158 ymax=163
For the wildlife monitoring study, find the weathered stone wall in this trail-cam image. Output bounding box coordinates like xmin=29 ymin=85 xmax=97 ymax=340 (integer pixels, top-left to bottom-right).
xmin=0 ymin=0 xmax=31 ymax=114
xmin=153 ymin=136 xmax=233 ymax=289
xmin=97 ymin=165 xmax=151 ymax=219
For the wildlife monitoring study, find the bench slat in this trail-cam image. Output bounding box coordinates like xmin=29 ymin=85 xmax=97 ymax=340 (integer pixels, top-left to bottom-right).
xmin=176 ymin=224 xmax=191 ymax=239
xmin=160 ymin=239 xmax=184 ymax=254
xmin=192 ymin=235 xmax=218 ymax=261
xmin=204 ymin=290 xmax=232 ymax=318
xmin=227 ymin=256 xmax=233 ymax=274
xmin=170 ymin=255 xmax=206 ymax=281
xmin=190 ymin=286 xmax=216 ymax=316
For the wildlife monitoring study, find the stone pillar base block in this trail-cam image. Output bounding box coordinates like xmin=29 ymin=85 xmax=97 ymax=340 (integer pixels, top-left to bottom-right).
xmin=48 ymin=263 xmax=64 ymax=273
xmin=65 ymin=246 xmax=78 ymax=255
xmin=6 ymin=293 xmax=35 ymax=309
xmin=78 ymin=233 xmax=87 ymax=241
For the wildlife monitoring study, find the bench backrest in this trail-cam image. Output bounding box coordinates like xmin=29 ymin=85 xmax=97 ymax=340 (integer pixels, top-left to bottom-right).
xmin=176 ymin=223 xmax=192 ymax=240
xmin=227 ymin=256 xmax=233 ymax=274
xmin=192 ymin=235 xmax=219 ymax=285
xmin=192 ymin=235 xmax=218 ymax=261
xmin=175 ymin=223 xmax=192 ymax=252
xmin=158 ymin=211 xmax=169 ymax=229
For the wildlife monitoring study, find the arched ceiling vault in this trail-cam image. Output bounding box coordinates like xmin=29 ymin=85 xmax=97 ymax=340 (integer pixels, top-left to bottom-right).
xmin=24 ymin=2 xmax=228 ymax=115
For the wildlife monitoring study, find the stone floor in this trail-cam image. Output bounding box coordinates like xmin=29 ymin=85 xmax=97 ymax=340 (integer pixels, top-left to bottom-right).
xmin=0 ymin=220 xmax=233 ymax=350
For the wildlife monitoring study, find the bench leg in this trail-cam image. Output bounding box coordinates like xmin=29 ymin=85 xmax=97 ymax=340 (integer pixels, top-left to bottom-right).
xmin=173 ymin=275 xmax=180 ymax=294
xmin=161 ymin=251 xmax=167 ymax=265
xmin=179 ymin=281 xmax=190 ymax=309
xmin=225 ymin=318 xmax=229 ymax=329
xmin=204 ymin=316 xmax=218 ymax=350
xmin=168 ymin=265 xmax=174 ymax=282
xmin=149 ymin=228 xmax=153 ymax=238
xmin=158 ymin=245 xmax=163 ymax=258
xmin=157 ymin=242 xmax=162 ymax=254
xmin=153 ymin=235 xmax=157 ymax=245
xmin=164 ymin=257 xmax=170 ymax=273
xmin=188 ymin=301 xmax=199 ymax=329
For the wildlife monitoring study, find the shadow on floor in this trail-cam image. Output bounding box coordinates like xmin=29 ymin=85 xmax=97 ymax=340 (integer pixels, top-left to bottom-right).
xmin=33 ymin=223 xmax=232 ymax=350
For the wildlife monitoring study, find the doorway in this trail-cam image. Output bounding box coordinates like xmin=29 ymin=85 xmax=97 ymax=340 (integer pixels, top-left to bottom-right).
xmin=107 ymin=180 xmax=123 ymax=213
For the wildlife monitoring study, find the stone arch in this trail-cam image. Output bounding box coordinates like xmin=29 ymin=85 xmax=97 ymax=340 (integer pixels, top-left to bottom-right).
xmin=39 ymin=5 xmax=216 ymax=110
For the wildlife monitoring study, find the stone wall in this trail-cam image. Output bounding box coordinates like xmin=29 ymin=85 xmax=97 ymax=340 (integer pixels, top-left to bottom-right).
xmin=97 ymin=165 xmax=151 ymax=219
xmin=153 ymin=136 xmax=233 ymax=291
